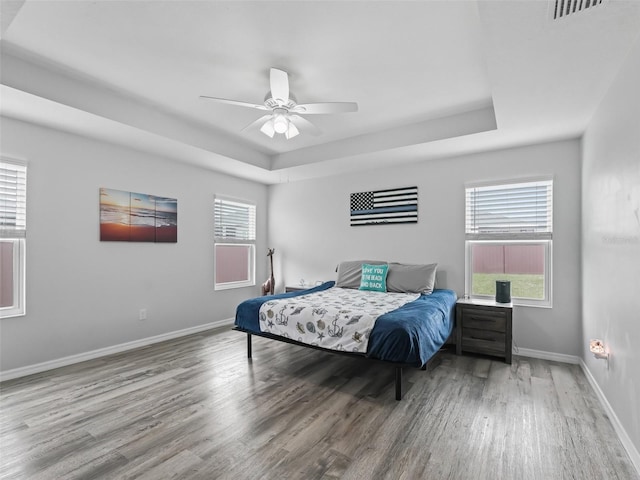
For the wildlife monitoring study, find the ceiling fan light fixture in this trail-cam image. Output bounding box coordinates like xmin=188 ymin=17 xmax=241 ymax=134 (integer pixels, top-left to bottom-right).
xmin=260 ymin=120 xmax=275 ymax=138
xmin=285 ymin=122 xmax=299 ymax=140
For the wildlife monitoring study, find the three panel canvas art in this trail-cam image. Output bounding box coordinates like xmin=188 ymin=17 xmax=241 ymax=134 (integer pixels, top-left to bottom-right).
xmin=100 ymin=188 xmax=177 ymax=242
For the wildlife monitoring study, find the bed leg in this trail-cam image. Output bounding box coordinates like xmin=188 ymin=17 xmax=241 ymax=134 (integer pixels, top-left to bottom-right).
xmin=395 ymin=366 xmax=402 ymax=401
xmin=247 ymin=333 xmax=252 ymax=359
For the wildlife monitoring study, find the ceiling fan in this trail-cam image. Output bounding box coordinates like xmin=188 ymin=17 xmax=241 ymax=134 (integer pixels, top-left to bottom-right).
xmin=200 ymin=68 xmax=358 ymax=140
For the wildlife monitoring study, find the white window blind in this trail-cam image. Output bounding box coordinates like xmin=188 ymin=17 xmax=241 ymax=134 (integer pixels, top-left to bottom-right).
xmin=0 ymin=160 xmax=27 ymax=239
xmin=465 ymin=179 xmax=552 ymax=240
xmin=214 ymin=197 xmax=256 ymax=243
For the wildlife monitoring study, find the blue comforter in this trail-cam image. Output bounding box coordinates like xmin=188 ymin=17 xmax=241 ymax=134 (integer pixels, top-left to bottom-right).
xmin=234 ymin=281 xmax=457 ymax=367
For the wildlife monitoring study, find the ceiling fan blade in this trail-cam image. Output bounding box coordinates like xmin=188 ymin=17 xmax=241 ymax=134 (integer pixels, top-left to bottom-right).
xmin=270 ymin=68 xmax=289 ymax=106
xmin=289 ymin=115 xmax=321 ymax=136
xmin=292 ymin=102 xmax=358 ymax=114
xmin=241 ymin=114 xmax=273 ymax=132
xmin=200 ymin=96 xmax=269 ymax=110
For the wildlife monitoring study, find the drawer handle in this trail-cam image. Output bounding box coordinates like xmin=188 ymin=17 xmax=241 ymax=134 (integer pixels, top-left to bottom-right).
xmin=470 ymin=335 xmax=495 ymax=341
xmin=470 ymin=316 xmax=497 ymax=322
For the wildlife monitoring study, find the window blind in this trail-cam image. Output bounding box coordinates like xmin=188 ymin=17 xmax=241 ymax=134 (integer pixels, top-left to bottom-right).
xmin=0 ymin=160 xmax=27 ymax=239
xmin=214 ymin=197 xmax=256 ymax=243
xmin=465 ymin=179 xmax=552 ymax=240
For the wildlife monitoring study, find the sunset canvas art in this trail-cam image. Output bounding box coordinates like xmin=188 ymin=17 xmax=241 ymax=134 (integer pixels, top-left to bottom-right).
xmin=100 ymin=188 xmax=177 ymax=242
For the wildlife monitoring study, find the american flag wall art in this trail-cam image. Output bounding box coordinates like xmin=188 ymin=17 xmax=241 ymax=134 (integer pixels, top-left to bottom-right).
xmin=350 ymin=186 xmax=418 ymax=226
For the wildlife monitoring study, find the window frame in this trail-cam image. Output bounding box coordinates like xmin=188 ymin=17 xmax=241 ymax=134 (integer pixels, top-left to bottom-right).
xmin=214 ymin=243 xmax=256 ymax=291
xmin=1 ymin=158 xmax=27 ymax=318
xmin=213 ymin=195 xmax=256 ymax=291
xmin=465 ymin=239 xmax=552 ymax=308
xmin=464 ymin=177 xmax=553 ymax=308
xmin=1 ymin=238 xmax=26 ymax=318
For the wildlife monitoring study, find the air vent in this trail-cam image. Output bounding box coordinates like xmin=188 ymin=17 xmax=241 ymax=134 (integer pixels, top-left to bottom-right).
xmin=552 ymin=0 xmax=606 ymax=20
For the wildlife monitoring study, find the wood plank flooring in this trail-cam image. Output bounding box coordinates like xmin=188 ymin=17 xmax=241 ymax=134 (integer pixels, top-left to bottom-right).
xmin=1 ymin=327 xmax=637 ymax=480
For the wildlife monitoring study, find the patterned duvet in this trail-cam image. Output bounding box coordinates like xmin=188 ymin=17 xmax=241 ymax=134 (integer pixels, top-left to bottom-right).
xmin=235 ymin=281 xmax=457 ymax=367
xmin=259 ymin=288 xmax=420 ymax=353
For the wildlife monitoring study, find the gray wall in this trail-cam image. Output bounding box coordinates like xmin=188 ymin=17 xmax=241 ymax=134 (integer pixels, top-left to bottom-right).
xmin=0 ymin=117 xmax=268 ymax=372
xmin=268 ymin=139 xmax=582 ymax=356
xmin=582 ymin=34 xmax=640 ymax=459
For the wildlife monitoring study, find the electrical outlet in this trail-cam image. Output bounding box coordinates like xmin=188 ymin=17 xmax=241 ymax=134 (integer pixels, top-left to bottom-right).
xmin=139 ymin=308 xmax=147 ymax=320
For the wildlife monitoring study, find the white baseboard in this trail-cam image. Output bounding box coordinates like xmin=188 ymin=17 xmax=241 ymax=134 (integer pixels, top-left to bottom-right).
xmin=579 ymin=359 xmax=640 ymax=475
xmin=515 ymin=346 xmax=581 ymax=364
xmin=0 ymin=317 xmax=235 ymax=382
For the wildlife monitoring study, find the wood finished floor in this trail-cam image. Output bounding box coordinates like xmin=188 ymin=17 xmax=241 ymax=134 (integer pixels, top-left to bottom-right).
xmin=0 ymin=327 xmax=637 ymax=480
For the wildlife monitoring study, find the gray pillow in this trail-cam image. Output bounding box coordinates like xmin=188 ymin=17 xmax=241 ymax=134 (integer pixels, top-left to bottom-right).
xmin=386 ymin=262 xmax=438 ymax=294
xmin=335 ymin=260 xmax=387 ymax=289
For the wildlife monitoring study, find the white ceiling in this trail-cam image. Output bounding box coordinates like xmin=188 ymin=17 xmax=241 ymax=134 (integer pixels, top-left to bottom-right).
xmin=1 ymin=0 xmax=639 ymax=184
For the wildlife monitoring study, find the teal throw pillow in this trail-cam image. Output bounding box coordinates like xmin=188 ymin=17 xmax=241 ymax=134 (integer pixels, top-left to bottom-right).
xmin=359 ymin=263 xmax=389 ymax=292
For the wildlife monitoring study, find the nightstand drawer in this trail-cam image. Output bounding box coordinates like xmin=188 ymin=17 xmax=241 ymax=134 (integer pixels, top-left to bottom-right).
xmin=461 ymin=308 xmax=506 ymax=332
xmin=462 ymin=327 xmax=505 ymax=344
xmin=461 ymin=336 xmax=506 ymax=357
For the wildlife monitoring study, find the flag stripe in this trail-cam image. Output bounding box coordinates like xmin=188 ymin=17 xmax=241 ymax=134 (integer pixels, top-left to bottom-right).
xmin=351 ymin=219 xmax=418 ymax=226
xmin=374 ymin=192 xmax=417 ymax=200
xmin=370 ymin=186 xmax=418 ymax=196
xmin=350 ymin=186 xmax=418 ymax=226
xmin=351 ymin=206 xmax=417 ymax=216
xmin=351 ymin=217 xmax=418 ymax=225
xmin=374 ymin=194 xmax=417 ymax=201
xmin=353 ymin=212 xmax=418 ymax=217
xmin=373 ymin=199 xmax=418 ymax=207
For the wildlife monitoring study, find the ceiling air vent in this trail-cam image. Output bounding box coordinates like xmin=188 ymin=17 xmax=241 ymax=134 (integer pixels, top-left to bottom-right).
xmin=552 ymin=0 xmax=606 ymax=20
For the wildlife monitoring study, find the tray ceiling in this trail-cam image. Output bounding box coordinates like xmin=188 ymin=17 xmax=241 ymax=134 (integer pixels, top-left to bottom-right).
xmin=1 ymin=1 xmax=639 ymax=183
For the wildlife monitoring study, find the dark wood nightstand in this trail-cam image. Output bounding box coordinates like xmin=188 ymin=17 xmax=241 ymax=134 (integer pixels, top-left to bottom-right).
xmin=456 ymin=298 xmax=513 ymax=364
xmin=285 ymin=285 xmax=310 ymax=293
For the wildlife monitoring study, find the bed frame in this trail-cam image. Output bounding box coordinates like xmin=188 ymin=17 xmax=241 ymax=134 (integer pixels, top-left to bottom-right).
xmin=233 ymin=326 xmax=448 ymax=400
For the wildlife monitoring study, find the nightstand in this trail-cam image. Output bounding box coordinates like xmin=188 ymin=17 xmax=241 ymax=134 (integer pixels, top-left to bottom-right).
xmin=285 ymin=285 xmax=310 ymax=293
xmin=456 ymin=298 xmax=513 ymax=364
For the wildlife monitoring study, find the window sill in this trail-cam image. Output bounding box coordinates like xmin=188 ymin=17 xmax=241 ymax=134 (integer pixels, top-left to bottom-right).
xmin=215 ymin=281 xmax=256 ymax=291
xmin=469 ymin=295 xmax=552 ymax=309
xmin=0 ymin=309 xmax=26 ymax=319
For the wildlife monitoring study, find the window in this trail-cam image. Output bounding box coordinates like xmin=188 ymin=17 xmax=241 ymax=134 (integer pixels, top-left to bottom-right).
xmin=214 ymin=196 xmax=256 ymax=290
xmin=465 ymin=178 xmax=553 ymax=307
xmin=1 ymin=159 xmax=27 ymax=318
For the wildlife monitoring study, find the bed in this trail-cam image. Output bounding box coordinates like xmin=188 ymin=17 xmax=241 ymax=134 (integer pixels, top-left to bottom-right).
xmin=234 ymin=260 xmax=457 ymax=400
